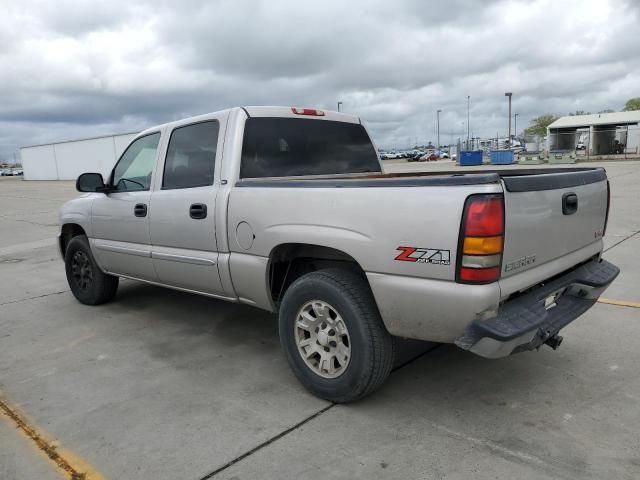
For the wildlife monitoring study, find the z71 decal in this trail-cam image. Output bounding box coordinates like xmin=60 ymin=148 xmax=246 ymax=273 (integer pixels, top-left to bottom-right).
xmin=395 ymin=246 xmax=451 ymax=265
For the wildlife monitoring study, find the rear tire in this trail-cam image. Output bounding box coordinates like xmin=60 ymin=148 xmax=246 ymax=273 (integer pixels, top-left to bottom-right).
xmin=279 ymin=268 xmax=395 ymax=403
xmin=65 ymin=235 xmax=119 ymax=305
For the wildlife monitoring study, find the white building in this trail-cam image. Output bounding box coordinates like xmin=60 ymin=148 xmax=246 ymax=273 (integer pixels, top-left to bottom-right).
xmin=547 ymin=111 xmax=640 ymax=155
xmin=20 ymin=132 xmax=138 ymax=180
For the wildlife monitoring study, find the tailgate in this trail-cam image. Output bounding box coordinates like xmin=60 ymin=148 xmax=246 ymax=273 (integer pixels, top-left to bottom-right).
xmin=500 ymin=168 xmax=608 ymax=281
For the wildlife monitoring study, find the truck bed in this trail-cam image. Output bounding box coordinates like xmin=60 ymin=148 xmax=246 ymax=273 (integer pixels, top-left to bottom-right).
xmin=231 ymin=166 xmax=609 ymax=331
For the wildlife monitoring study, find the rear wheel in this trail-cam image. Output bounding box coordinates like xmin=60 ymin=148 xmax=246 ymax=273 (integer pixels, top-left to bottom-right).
xmin=279 ymin=268 xmax=395 ymax=403
xmin=65 ymin=235 xmax=118 ymax=305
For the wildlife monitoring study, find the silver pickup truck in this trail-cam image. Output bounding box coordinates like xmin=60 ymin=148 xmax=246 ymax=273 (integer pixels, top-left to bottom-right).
xmin=59 ymin=106 xmax=619 ymax=402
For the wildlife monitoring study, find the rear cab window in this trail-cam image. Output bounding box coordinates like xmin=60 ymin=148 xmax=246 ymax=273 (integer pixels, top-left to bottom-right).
xmin=240 ymin=118 xmax=381 ymax=178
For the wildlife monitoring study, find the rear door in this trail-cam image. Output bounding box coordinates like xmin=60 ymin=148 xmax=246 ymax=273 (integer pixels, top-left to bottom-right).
xmin=149 ymin=116 xmax=227 ymax=296
xmin=500 ymin=168 xmax=608 ymax=280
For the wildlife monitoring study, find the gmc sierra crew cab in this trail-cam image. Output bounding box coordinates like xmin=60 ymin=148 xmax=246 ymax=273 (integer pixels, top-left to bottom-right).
xmin=59 ymin=106 xmax=619 ymax=402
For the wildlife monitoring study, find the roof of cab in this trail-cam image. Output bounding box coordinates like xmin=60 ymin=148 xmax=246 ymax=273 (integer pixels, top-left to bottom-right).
xmin=243 ymin=106 xmax=361 ymax=124
xmin=137 ymin=106 xmax=361 ymax=137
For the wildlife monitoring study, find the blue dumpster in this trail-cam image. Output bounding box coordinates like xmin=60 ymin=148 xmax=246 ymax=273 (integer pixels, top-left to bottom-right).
xmin=490 ymin=150 xmax=514 ymax=165
xmin=459 ymin=150 xmax=483 ymax=166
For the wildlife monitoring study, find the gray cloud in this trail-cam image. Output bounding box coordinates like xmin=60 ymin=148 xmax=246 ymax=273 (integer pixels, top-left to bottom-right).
xmin=1 ymin=0 xmax=639 ymax=159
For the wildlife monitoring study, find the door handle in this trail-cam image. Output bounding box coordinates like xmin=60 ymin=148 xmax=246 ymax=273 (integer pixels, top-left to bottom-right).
xmin=562 ymin=193 xmax=578 ymax=215
xmin=134 ymin=203 xmax=147 ymax=217
xmin=189 ymin=203 xmax=207 ymax=219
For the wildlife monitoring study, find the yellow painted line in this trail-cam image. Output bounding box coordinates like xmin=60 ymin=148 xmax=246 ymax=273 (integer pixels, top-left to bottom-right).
xmin=0 ymin=395 xmax=105 ymax=480
xmin=597 ymin=298 xmax=640 ymax=309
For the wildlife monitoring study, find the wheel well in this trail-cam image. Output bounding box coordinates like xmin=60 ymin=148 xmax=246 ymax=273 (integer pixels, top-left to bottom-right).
xmin=268 ymin=243 xmax=366 ymax=303
xmin=60 ymin=224 xmax=86 ymax=256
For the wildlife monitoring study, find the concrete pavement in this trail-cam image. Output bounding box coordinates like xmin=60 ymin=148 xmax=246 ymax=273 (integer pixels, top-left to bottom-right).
xmin=1 ymin=162 xmax=639 ymax=479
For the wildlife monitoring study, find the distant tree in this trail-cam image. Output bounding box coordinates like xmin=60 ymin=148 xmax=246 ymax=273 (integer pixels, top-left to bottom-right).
xmin=623 ymin=97 xmax=640 ymax=111
xmin=598 ymin=109 xmax=615 ymax=114
xmin=568 ymin=110 xmax=591 ymax=116
xmin=524 ymin=114 xmax=558 ymax=136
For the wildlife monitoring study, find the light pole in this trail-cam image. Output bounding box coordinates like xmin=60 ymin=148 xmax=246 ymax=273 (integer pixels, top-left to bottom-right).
xmin=505 ymin=92 xmax=512 ymax=147
xmin=337 ymin=101 xmax=342 ymax=112
xmin=466 ymin=96 xmax=470 ymax=149
xmin=514 ymin=113 xmax=519 ymax=140
xmin=436 ymin=109 xmax=442 ymax=149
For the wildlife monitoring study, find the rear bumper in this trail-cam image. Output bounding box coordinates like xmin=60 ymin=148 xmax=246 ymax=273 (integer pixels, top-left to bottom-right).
xmin=455 ymin=258 xmax=619 ymax=358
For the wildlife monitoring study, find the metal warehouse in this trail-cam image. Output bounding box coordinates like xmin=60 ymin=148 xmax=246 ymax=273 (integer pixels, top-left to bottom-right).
xmin=547 ymin=111 xmax=640 ymax=156
xmin=20 ymin=132 xmax=138 ymax=180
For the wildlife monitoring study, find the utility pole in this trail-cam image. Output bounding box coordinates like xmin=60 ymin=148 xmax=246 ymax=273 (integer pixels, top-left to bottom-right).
xmin=337 ymin=101 xmax=342 ymax=112
xmin=436 ymin=109 xmax=442 ymax=149
xmin=514 ymin=113 xmax=519 ymax=140
xmin=505 ymin=92 xmax=512 ymax=147
xmin=466 ymin=96 xmax=470 ymax=149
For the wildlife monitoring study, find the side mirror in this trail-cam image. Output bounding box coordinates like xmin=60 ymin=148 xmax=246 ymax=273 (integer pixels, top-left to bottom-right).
xmin=76 ymin=172 xmax=107 ymax=192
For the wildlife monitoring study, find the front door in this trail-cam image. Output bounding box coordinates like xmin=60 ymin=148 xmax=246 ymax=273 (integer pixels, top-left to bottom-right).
xmin=149 ymin=119 xmax=225 ymax=296
xmin=91 ymin=132 xmax=161 ymax=280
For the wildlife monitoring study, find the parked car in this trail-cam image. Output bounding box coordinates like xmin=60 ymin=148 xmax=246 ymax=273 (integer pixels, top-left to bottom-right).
xmin=59 ymin=106 xmax=618 ymax=402
xmin=419 ymin=153 xmax=438 ymax=162
xmin=408 ymin=152 xmax=424 ymax=162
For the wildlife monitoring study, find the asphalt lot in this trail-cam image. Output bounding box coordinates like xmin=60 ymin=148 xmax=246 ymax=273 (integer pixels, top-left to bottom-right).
xmin=1 ymin=160 xmax=639 ymax=479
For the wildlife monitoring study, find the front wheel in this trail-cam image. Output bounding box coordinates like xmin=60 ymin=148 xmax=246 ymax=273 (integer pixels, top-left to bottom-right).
xmin=65 ymin=235 xmax=119 ymax=305
xmin=279 ymin=268 xmax=395 ymax=403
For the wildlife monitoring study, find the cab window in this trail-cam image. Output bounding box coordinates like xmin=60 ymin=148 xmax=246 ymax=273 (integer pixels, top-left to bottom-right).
xmin=162 ymin=121 xmax=219 ymax=189
xmin=240 ymin=118 xmax=381 ymax=178
xmin=112 ymin=133 xmax=160 ymax=191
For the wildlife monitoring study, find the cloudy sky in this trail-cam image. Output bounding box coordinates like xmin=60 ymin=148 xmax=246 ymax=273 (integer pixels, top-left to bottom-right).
xmin=1 ymin=0 xmax=639 ymax=160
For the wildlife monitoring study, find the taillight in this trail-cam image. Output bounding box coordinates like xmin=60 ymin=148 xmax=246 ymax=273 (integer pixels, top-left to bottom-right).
xmin=457 ymin=194 xmax=504 ymax=284
xmin=291 ymin=107 xmax=325 ymax=116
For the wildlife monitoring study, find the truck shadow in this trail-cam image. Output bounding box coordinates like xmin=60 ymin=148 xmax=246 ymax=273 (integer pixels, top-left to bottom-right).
xmin=114 ymin=280 xmax=277 ymax=342
xmin=110 ymin=279 xmax=555 ymax=401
